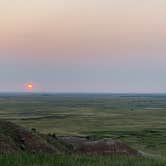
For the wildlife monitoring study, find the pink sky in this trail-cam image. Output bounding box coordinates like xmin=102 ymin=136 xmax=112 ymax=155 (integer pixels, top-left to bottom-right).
xmin=0 ymin=0 xmax=166 ymax=92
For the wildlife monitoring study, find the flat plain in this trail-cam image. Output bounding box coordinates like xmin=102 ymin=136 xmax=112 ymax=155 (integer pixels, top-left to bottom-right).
xmin=0 ymin=93 xmax=166 ymax=157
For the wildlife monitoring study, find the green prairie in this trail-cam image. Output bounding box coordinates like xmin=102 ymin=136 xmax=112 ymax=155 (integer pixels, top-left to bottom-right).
xmin=0 ymin=93 xmax=166 ymax=158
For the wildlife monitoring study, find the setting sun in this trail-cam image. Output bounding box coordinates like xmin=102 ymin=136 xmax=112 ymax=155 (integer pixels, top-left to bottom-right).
xmin=26 ymin=83 xmax=33 ymax=90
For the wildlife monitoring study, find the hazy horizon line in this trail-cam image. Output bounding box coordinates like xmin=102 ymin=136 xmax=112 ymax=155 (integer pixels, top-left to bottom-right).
xmin=1 ymin=91 xmax=166 ymax=95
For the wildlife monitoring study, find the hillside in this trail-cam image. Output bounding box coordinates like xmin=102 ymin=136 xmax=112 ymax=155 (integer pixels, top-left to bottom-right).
xmin=0 ymin=120 xmax=140 ymax=156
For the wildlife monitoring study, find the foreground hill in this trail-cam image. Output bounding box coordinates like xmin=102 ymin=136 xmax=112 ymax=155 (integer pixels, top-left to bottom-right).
xmin=0 ymin=120 xmax=60 ymax=154
xmin=0 ymin=120 xmax=166 ymax=166
xmin=0 ymin=120 xmax=140 ymax=156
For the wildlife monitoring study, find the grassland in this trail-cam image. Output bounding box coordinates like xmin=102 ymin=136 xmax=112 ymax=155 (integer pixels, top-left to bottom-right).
xmin=0 ymin=154 xmax=166 ymax=166
xmin=0 ymin=93 xmax=166 ymax=158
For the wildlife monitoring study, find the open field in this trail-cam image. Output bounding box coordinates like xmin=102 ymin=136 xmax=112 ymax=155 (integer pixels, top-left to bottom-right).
xmin=0 ymin=154 xmax=166 ymax=166
xmin=0 ymin=93 xmax=166 ymax=157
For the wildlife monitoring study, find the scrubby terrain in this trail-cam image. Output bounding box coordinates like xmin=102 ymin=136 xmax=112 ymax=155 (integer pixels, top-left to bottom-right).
xmin=0 ymin=120 xmax=165 ymax=166
xmin=0 ymin=93 xmax=166 ymax=165
xmin=0 ymin=93 xmax=166 ymax=156
xmin=0 ymin=120 xmax=140 ymax=156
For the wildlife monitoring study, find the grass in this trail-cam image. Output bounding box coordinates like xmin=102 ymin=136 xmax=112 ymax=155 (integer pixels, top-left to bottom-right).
xmin=0 ymin=93 xmax=166 ymax=157
xmin=0 ymin=154 xmax=165 ymax=166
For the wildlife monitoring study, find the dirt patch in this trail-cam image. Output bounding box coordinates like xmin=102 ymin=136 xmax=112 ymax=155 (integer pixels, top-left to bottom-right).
xmin=58 ymin=136 xmax=139 ymax=156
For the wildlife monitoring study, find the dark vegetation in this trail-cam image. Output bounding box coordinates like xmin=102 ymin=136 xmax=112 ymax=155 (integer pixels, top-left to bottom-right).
xmin=0 ymin=154 xmax=166 ymax=166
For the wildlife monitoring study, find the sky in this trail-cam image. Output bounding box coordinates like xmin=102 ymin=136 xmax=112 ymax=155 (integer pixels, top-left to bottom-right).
xmin=0 ymin=0 xmax=166 ymax=93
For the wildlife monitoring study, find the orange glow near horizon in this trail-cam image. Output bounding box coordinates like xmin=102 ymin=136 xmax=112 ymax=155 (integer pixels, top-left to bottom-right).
xmin=25 ymin=83 xmax=33 ymax=90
